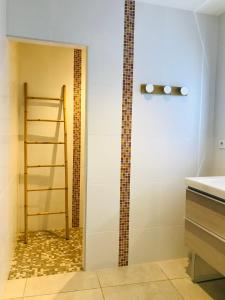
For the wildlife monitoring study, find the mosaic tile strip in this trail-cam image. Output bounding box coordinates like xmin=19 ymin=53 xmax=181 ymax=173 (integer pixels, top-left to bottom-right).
xmin=119 ymin=0 xmax=135 ymax=267
xmin=9 ymin=228 xmax=82 ymax=279
xmin=72 ymin=49 xmax=82 ymax=228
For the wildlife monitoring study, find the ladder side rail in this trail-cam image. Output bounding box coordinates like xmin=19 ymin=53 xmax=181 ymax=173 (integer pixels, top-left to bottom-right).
xmin=62 ymin=85 xmax=69 ymax=240
xmin=24 ymin=83 xmax=28 ymax=243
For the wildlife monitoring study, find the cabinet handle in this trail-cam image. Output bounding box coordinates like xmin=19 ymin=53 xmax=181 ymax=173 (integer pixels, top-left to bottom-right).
xmin=185 ymin=217 xmax=225 ymax=243
xmin=187 ymin=188 xmax=225 ymax=206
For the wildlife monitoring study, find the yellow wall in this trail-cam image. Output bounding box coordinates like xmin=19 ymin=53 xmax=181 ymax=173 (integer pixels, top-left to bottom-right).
xmin=17 ymin=43 xmax=76 ymax=231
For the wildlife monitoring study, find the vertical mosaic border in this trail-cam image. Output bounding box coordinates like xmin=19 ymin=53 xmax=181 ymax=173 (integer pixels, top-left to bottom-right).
xmin=119 ymin=0 xmax=135 ymax=267
xmin=72 ymin=49 xmax=82 ymax=228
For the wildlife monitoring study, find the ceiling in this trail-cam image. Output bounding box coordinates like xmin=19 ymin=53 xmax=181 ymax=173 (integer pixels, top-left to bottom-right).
xmin=136 ymin=0 xmax=225 ymax=16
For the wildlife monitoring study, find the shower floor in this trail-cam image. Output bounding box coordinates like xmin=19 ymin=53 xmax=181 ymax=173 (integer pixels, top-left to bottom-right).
xmin=9 ymin=228 xmax=83 ymax=280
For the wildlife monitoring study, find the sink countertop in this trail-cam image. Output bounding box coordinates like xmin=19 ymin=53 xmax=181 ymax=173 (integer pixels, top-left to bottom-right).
xmin=186 ymin=176 xmax=225 ymax=200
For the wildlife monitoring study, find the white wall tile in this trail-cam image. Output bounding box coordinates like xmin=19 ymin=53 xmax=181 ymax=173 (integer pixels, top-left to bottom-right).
xmin=129 ymin=228 xmax=161 ymax=264
xmin=87 ymin=135 xmax=121 ymax=185
xmin=88 ymin=85 xmax=122 ymax=136
xmin=158 ymin=180 xmax=185 ymax=226
xmin=129 ymin=226 xmax=187 ymax=264
xmin=157 ymin=226 xmax=188 ymax=260
xmin=212 ymin=13 xmax=225 ymax=175
xmin=86 ymin=184 xmax=120 ymax=234
xmin=129 ymin=180 xmax=161 ymax=230
xmin=85 ymin=231 xmax=119 ymax=270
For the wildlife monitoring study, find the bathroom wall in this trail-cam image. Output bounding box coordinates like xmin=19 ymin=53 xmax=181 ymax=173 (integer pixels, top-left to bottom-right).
xmin=0 ymin=0 xmax=19 ymax=295
xmin=212 ymin=12 xmax=225 ymax=174
xmin=6 ymin=0 xmax=220 ymax=270
xmin=129 ymin=3 xmax=218 ymax=263
xmin=17 ymin=43 xmax=75 ymax=231
xmin=7 ymin=0 xmax=124 ymax=269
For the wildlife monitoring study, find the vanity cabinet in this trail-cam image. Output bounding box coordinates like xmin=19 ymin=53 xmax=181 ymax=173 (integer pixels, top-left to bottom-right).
xmin=186 ymin=189 xmax=225 ymax=239
xmin=185 ymin=179 xmax=225 ymax=282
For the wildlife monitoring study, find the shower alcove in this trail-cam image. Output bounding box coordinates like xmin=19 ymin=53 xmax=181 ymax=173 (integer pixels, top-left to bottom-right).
xmin=9 ymin=41 xmax=86 ymax=279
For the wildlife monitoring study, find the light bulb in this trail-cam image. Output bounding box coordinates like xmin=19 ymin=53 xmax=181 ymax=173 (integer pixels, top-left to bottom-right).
xmin=164 ymin=86 xmax=172 ymax=95
xmin=145 ymin=84 xmax=154 ymax=94
xmin=181 ymin=87 xmax=189 ymax=96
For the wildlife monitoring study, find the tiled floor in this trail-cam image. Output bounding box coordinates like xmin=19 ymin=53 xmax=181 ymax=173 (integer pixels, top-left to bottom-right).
xmin=9 ymin=228 xmax=82 ymax=279
xmin=3 ymin=258 xmax=225 ymax=300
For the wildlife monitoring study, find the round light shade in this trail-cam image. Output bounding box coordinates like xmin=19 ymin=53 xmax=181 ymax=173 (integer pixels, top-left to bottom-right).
xmin=181 ymin=87 xmax=189 ymax=96
xmin=164 ymin=85 xmax=172 ymax=95
xmin=145 ymin=83 xmax=154 ymax=94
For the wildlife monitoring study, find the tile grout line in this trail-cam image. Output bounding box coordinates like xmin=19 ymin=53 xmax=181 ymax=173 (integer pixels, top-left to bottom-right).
xmin=156 ymin=261 xmax=191 ymax=280
xmin=94 ymin=278 xmax=186 ymax=300
xmin=155 ymin=263 xmax=186 ymax=300
xmin=156 ymin=262 xmax=171 ymax=281
xmin=101 ymin=288 xmax=106 ymax=300
xmin=96 ymin=272 xmax=106 ymax=300
xmin=169 ymin=279 xmax=186 ymax=300
xmin=156 ymin=262 xmax=184 ymax=280
xmin=95 ymin=278 xmax=175 ymax=289
xmin=22 ymin=278 xmax=27 ymax=299
xmin=23 ymin=287 xmax=101 ymax=299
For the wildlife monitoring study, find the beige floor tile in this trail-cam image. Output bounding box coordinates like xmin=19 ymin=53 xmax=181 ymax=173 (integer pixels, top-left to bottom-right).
xmin=97 ymin=262 xmax=167 ymax=287
xmin=171 ymin=278 xmax=214 ymax=300
xmin=24 ymin=272 xmax=99 ymax=297
xmin=24 ymin=289 xmax=103 ymax=300
xmin=158 ymin=258 xmax=189 ymax=279
xmin=3 ymin=279 xmax=27 ymax=299
xmin=199 ymin=279 xmax=225 ymax=300
xmin=102 ymin=280 xmax=183 ymax=300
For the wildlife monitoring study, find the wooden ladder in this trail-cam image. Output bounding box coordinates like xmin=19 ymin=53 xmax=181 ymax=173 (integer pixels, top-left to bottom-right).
xmin=24 ymin=83 xmax=69 ymax=243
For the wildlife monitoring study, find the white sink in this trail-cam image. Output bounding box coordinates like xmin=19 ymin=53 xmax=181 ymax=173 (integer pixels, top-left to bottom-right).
xmin=186 ymin=176 xmax=225 ymax=200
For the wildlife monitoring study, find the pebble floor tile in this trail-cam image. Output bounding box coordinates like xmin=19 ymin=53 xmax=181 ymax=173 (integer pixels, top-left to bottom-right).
xmin=9 ymin=228 xmax=82 ymax=279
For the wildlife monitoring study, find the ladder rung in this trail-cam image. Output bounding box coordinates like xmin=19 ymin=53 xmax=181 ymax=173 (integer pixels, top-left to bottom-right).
xmin=27 ymin=164 xmax=65 ymax=168
xmin=27 ymin=187 xmax=67 ymax=192
xmin=28 ymin=211 xmax=65 ymax=216
xmin=27 ymin=119 xmax=64 ymax=123
xmin=26 ymin=141 xmax=65 ymax=144
xmin=23 ymin=83 xmax=69 ymax=243
xmin=28 ymin=97 xmax=63 ymax=101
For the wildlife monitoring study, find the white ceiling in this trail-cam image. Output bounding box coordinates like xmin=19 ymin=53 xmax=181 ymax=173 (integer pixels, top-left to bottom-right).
xmin=198 ymin=0 xmax=225 ymax=15
xmin=136 ymin=0 xmax=225 ymax=16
